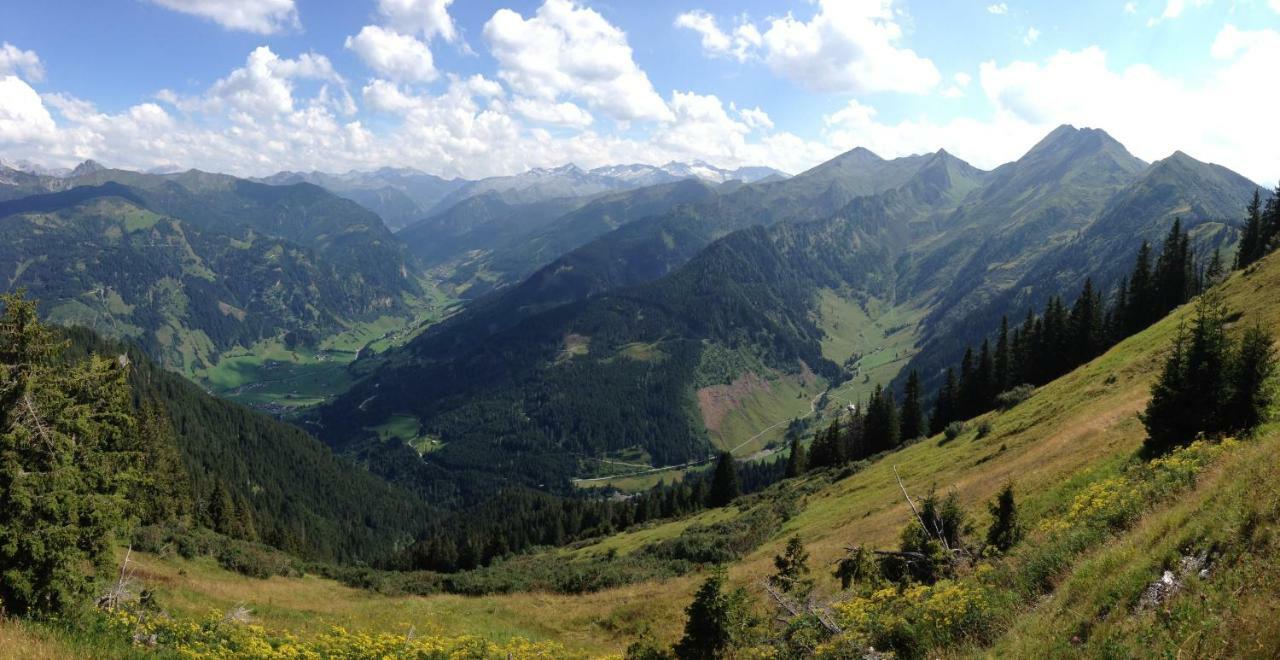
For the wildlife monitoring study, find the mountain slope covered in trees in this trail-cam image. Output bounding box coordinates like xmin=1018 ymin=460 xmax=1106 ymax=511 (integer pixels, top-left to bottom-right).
xmin=0 ymin=168 xmax=426 ymax=373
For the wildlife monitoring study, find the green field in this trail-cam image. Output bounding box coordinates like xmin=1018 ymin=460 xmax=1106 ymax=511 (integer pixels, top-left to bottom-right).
xmin=192 ymin=283 xmax=459 ymax=414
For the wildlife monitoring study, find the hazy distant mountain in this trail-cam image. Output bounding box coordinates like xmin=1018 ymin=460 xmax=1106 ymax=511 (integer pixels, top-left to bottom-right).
xmin=255 ymin=168 xmax=467 ymax=231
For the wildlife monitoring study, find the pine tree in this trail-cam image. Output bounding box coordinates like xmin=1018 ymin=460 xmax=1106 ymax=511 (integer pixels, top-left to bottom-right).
xmin=771 ymin=535 xmax=812 ymax=595
xmin=808 ymin=417 xmax=845 ymax=470
xmin=994 ymin=316 xmax=1011 ymax=394
xmin=1142 ymin=293 xmax=1230 ymax=451
xmin=674 ymin=568 xmax=754 ymax=659
xmin=1154 ymin=218 xmax=1193 ymax=315
xmin=985 ymin=483 xmax=1022 ymax=554
xmin=784 ymin=436 xmax=806 ymax=479
xmin=1128 ymin=240 xmax=1155 ymax=333
xmin=976 ymin=339 xmax=995 ymax=411
xmin=1236 ymin=189 xmax=1264 ymax=269
xmin=1224 ymin=324 xmax=1277 ymax=434
xmin=864 ymin=385 xmax=900 ymax=454
xmin=929 ymin=368 xmax=959 ymax=436
xmin=1069 ymin=278 xmax=1105 ymax=364
xmin=1205 ymin=250 xmax=1225 ymax=287
xmin=899 ymin=370 xmax=924 ymax=441
xmin=0 ymin=293 xmax=142 ymax=616
xmin=707 ymin=452 xmax=740 ymax=507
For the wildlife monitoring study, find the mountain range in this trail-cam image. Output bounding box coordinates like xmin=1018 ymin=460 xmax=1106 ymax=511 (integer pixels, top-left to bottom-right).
xmin=314 ymin=125 xmax=1264 ymax=496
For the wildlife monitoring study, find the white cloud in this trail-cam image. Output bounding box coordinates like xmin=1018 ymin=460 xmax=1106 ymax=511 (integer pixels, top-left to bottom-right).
xmin=987 ymin=3 xmax=1009 ymax=14
xmin=1023 ymin=27 xmax=1041 ymax=45
xmin=1147 ymin=0 xmax=1210 ymax=25
xmin=1124 ymin=2 xmax=1138 ymax=14
xmin=377 ymin=0 xmax=457 ymax=42
xmin=738 ymin=106 xmax=773 ymax=131
xmin=674 ymin=11 xmax=761 ymax=62
xmin=510 ymin=97 xmax=594 ymax=127
xmin=0 ymin=43 xmax=44 ymax=82
xmin=941 ymin=71 xmax=973 ymax=98
xmin=203 ymin=47 xmax=342 ymax=117
xmin=345 ymin=25 xmax=438 ymax=83
xmin=758 ymin=0 xmax=940 ymax=94
xmin=484 ymin=0 xmax=673 ymax=123
xmin=0 ymin=76 xmax=56 ymax=143
xmin=144 ymin=0 xmax=298 ymax=34
xmin=1271 ymin=0 xmax=1280 ymax=13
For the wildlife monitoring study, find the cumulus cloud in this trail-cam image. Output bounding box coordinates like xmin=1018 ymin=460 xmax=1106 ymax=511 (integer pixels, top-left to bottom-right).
xmin=144 ymin=0 xmax=298 ymax=34
xmin=377 ymin=0 xmax=457 ymax=42
xmin=510 ymin=97 xmax=594 ymax=128
xmin=345 ymin=25 xmax=438 ymax=83
xmin=1124 ymin=2 xmax=1138 ymax=14
xmin=0 ymin=76 xmax=56 ymax=143
xmin=202 ymin=47 xmax=342 ymax=117
xmin=484 ymin=0 xmax=673 ymax=123
xmin=737 ymin=106 xmax=773 ymax=131
xmin=674 ymin=11 xmax=762 ymax=62
xmin=1023 ymin=27 xmax=1041 ymax=45
xmin=987 ymin=3 xmax=1009 ymax=14
xmin=0 ymin=43 xmax=44 ymax=82
xmin=678 ymin=0 xmax=940 ymax=94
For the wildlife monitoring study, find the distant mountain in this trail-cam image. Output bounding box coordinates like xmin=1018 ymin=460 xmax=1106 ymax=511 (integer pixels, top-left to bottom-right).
xmin=255 ymin=168 xmax=467 ymax=231
xmin=427 ymin=161 xmax=786 ymax=217
xmin=318 ymin=125 xmax=1263 ymax=499
xmin=0 ymin=167 xmax=423 ymax=372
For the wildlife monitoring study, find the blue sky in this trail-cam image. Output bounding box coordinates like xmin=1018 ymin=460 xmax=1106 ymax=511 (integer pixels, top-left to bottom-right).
xmin=1 ymin=0 xmax=1278 ymax=181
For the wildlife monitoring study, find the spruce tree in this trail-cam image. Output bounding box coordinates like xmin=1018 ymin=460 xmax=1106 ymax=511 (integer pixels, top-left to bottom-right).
xmin=1224 ymin=324 xmax=1277 ymax=434
xmin=0 ymin=293 xmax=141 ymax=616
xmin=899 ymin=370 xmax=924 ymax=441
xmin=929 ymin=368 xmax=959 ymax=436
xmin=675 ymin=568 xmax=753 ymax=659
xmin=1236 ymin=189 xmax=1263 ymax=269
xmin=864 ymin=385 xmax=900 ymax=454
xmin=707 ymin=452 xmax=740 ymax=507
xmin=784 ymin=436 xmax=806 ymax=479
xmin=985 ymin=483 xmax=1022 ymax=554
xmin=771 ymin=535 xmax=812 ymax=596
xmin=994 ymin=316 xmax=1011 ymax=394
xmin=1128 ymin=240 xmax=1155 ymax=333
xmin=976 ymin=339 xmax=995 ymax=411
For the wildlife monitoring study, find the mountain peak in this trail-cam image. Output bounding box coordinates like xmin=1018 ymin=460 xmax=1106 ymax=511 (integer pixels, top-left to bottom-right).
xmin=71 ymin=159 xmax=106 ymax=176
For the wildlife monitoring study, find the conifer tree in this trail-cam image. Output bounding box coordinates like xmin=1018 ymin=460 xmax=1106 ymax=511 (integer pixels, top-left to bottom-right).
xmin=1224 ymin=324 xmax=1277 ymax=434
xmin=675 ymin=568 xmax=754 ymax=659
xmin=976 ymin=339 xmax=995 ymax=411
xmin=1236 ymin=189 xmax=1264 ymax=269
xmin=899 ymin=370 xmax=924 ymax=441
xmin=771 ymin=535 xmax=812 ymax=596
xmin=929 ymin=368 xmax=959 ymax=436
xmin=707 ymin=452 xmax=740 ymax=507
xmin=784 ymin=436 xmax=806 ymax=479
xmin=1205 ymin=250 xmax=1225 ymax=287
xmin=985 ymin=483 xmax=1022 ymax=554
xmin=1127 ymin=240 xmax=1155 ymax=333
xmin=0 ymin=293 xmax=141 ymax=616
xmin=864 ymin=385 xmax=900 ymax=454
xmin=994 ymin=316 xmax=1011 ymax=394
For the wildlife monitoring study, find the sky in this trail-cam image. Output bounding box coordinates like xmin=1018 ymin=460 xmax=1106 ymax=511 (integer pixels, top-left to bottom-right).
xmin=1 ymin=0 xmax=1278 ymax=182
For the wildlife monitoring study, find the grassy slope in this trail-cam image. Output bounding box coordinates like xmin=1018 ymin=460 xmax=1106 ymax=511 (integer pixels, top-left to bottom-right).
xmin=9 ymin=253 xmax=1280 ymax=658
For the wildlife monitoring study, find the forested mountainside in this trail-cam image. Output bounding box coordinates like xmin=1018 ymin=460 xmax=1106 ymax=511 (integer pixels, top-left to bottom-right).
xmin=320 ymin=126 xmax=1264 ymax=501
xmin=0 ymin=300 xmax=432 ymax=565
xmin=0 ymin=169 xmax=423 ymax=372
